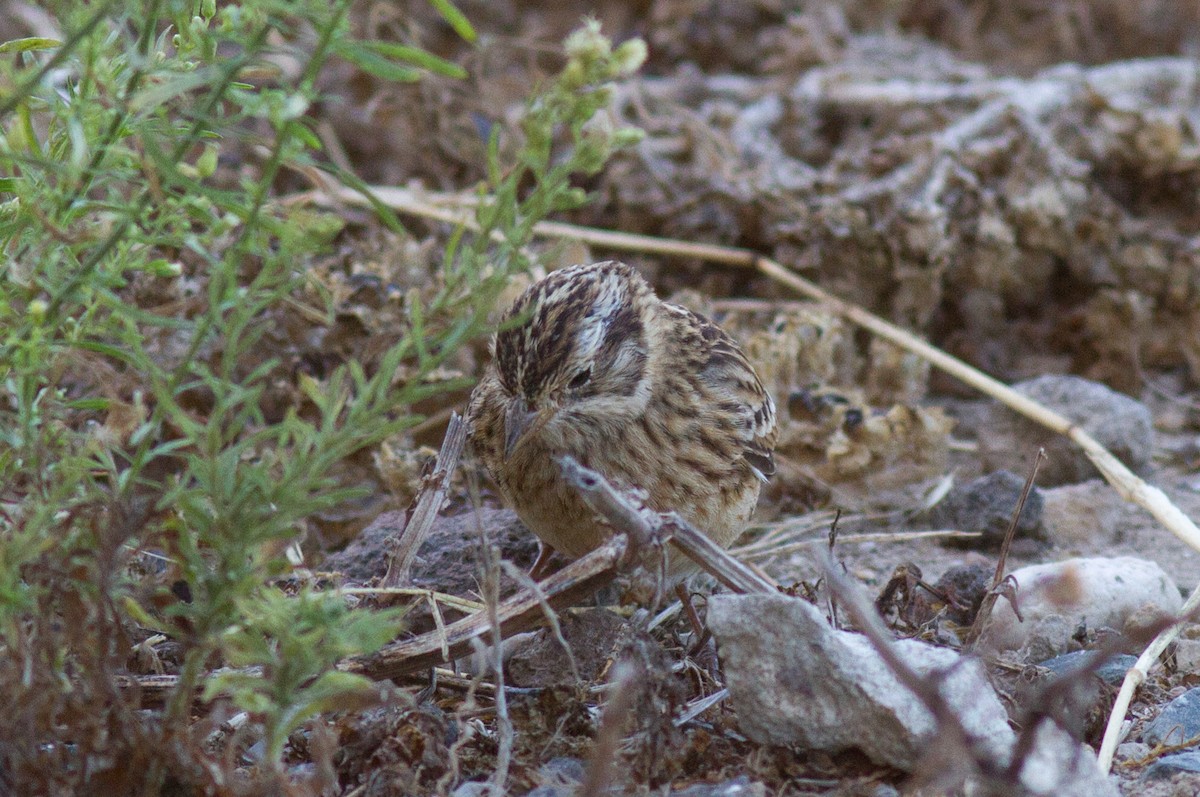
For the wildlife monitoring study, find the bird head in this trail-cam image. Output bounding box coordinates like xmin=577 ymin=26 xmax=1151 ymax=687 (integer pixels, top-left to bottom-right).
xmin=492 ymin=261 xmax=653 ymax=460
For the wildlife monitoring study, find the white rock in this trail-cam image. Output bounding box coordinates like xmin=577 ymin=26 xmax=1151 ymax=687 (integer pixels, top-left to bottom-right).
xmin=709 ymin=593 xmax=1117 ymax=796
xmin=1174 ymin=638 xmax=1200 ymax=675
xmin=980 ymin=556 xmax=1182 ymax=653
xmin=1013 ymin=720 xmax=1120 ymax=797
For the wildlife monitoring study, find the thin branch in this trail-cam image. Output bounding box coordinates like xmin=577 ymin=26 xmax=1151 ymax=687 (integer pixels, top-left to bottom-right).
xmin=965 ymin=449 xmax=1045 ymax=647
xmin=557 ymin=455 xmax=777 ymax=594
xmin=477 ymin=508 xmax=513 ymax=796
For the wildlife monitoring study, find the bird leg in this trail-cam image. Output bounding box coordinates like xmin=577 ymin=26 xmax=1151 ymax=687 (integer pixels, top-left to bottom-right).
xmin=675 ymin=583 xmax=712 ymax=654
xmin=529 ymin=542 xmax=558 ymax=581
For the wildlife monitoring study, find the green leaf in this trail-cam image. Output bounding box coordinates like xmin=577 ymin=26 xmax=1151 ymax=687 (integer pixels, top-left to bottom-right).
xmin=66 ymin=397 xmax=111 ymax=411
xmin=427 ymin=0 xmax=476 ymax=42
xmin=359 ymin=40 xmax=466 ymax=79
xmin=331 ymin=39 xmax=420 ymax=83
xmin=0 ymin=37 xmax=61 ymax=54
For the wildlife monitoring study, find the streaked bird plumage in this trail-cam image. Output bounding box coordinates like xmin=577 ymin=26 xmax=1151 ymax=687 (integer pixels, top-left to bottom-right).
xmin=468 ymin=261 xmax=777 ymax=580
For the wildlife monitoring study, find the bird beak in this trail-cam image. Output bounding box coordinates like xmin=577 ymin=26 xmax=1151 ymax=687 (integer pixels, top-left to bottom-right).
xmin=504 ymin=397 xmax=537 ymax=461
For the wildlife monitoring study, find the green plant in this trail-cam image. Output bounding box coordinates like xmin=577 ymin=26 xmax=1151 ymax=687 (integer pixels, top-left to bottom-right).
xmin=0 ymin=1 xmax=643 ymax=791
xmin=207 ymin=586 xmax=407 ymax=767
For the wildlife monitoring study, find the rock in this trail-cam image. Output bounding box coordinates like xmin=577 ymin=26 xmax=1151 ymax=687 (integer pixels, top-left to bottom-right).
xmin=1143 ymin=687 xmax=1200 ymax=747
xmin=524 ymin=757 xmax=586 ymax=797
xmin=1013 ymin=720 xmax=1120 ymax=797
xmin=537 ymin=757 xmax=585 ymax=784
xmin=1174 ymin=639 xmax=1200 ymax=674
xmin=1021 ymin=651 xmax=1137 ymax=740
xmin=931 ymin=564 xmax=992 ymax=625
xmin=322 ymin=507 xmax=539 ymax=591
xmin=929 ymin=469 xmax=1044 ymax=546
xmin=1039 ymin=650 xmax=1137 ymax=686
xmin=1142 ymin=750 xmax=1200 ymax=780
xmin=979 ymin=557 xmax=1182 ymax=654
xmin=669 ymin=775 xmax=765 ymax=796
xmin=979 ymin=374 xmax=1153 ymax=486
xmin=709 ymin=593 xmax=1117 ymax=795
xmin=708 ymin=593 xmax=1011 ymax=769
xmin=1039 ymin=479 xmax=1144 ymax=547
xmin=1116 ymin=741 xmax=1150 ymax=762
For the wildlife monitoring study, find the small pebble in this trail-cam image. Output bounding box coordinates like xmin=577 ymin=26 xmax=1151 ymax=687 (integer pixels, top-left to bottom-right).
xmin=930 ymin=469 xmax=1044 ymax=547
xmin=1115 ymin=741 xmax=1149 ymax=762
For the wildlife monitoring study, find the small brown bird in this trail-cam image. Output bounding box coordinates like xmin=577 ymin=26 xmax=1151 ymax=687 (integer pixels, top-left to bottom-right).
xmin=468 ymin=261 xmax=777 ymax=582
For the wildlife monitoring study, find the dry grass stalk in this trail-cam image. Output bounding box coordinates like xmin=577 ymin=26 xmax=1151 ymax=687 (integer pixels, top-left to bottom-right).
xmin=337 ymin=587 xmax=484 ymax=615
xmin=341 ymin=533 xmax=626 ymax=681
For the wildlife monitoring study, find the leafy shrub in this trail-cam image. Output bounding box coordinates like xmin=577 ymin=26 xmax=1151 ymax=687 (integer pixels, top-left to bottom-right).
xmin=0 ymin=2 xmax=642 ymax=792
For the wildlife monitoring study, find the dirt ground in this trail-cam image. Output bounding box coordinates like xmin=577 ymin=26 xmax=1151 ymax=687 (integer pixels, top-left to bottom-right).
xmin=271 ymin=1 xmax=1200 ymax=794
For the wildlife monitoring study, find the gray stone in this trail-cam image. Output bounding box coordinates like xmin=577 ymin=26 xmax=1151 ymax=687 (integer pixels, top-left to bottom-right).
xmin=670 ymin=775 xmax=765 ymax=796
xmin=523 ymin=758 xmax=587 ymax=797
xmin=709 ymin=593 xmax=1117 ymax=795
xmin=1115 ymin=741 xmax=1150 ymax=762
xmin=537 ymin=757 xmax=585 ymax=784
xmin=1012 ymin=721 xmax=1120 ymax=797
xmin=1143 ymin=687 xmax=1200 ymax=747
xmin=930 ymin=469 xmax=1044 ymax=546
xmin=980 ymin=374 xmax=1153 ymax=486
xmin=1039 ymin=650 xmax=1137 ymax=686
xmin=1023 ymin=651 xmax=1137 ymax=736
xmin=708 ymin=593 xmax=1012 ymax=770
xmin=1142 ymin=750 xmax=1200 ymax=780
xmin=1174 ymin=638 xmax=1200 ymax=674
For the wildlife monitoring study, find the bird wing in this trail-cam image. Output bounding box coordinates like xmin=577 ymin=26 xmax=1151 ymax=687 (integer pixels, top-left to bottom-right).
xmin=674 ymin=305 xmax=779 ymax=481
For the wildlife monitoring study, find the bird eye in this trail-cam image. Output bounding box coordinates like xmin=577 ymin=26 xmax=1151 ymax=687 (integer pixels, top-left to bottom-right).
xmin=568 ymin=367 xmax=592 ymax=390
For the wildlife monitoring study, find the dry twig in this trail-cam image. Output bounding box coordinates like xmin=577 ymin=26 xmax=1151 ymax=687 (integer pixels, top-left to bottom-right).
xmin=558 ymin=455 xmax=777 ymax=595
xmin=578 ymin=660 xmax=640 ymax=797
xmin=381 ymin=411 xmax=467 ymax=589
xmin=341 ymin=534 xmax=626 ymax=681
xmin=964 ymin=449 xmax=1045 ymax=647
